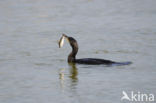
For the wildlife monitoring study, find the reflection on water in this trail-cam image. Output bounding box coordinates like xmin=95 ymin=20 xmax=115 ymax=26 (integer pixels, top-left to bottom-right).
xmin=59 ymin=68 xmax=65 ymax=89
xmin=59 ymin=68 xmax=65 ymax=80
xmin=68 ymin=63 xmax=78 ymax=82
xmin=59 ymin=63 xmax=78 ymax=91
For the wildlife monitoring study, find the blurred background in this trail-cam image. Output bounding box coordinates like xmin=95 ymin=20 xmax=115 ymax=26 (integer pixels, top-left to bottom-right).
xmin=0 ymin=0 xmax=156 ymax=103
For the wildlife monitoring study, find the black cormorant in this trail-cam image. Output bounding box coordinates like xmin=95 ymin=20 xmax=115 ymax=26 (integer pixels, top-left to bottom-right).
xmin=59 ymin=34 xmax=132 ymax=65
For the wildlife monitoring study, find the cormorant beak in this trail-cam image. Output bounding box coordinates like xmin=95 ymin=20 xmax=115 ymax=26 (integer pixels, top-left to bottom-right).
xmin=62 ymin=34 xmax=68 ymax=38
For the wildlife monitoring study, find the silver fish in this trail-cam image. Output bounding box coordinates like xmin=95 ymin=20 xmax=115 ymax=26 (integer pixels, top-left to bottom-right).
xmin=58 ymin=35 xmax=65 ymax=48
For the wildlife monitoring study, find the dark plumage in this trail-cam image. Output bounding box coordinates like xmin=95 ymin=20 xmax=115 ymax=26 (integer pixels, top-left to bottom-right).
xmin=59 ymin=34 xmax=132 ymax=65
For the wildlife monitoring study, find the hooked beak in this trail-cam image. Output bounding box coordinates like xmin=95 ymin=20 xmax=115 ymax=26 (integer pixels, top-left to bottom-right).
xmin=62 ymin=34 xmax=68 ymax=38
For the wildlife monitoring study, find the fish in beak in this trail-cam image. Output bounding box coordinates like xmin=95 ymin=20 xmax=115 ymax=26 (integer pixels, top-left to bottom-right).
xmin=58 ymin=34 xmax=69 ymax=48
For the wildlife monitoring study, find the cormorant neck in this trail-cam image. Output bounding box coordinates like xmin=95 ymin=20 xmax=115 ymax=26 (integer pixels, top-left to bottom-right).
xmin=68 ymin=43 xmax=78 ymax=63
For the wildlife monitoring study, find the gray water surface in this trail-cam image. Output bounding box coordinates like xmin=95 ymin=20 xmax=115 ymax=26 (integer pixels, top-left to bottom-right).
xmin=0 ymin=0 xmax=156 ymax=103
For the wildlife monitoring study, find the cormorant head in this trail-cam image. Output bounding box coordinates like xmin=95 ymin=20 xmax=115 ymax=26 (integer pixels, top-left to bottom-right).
xmin=59 ymin=34 xmax=78 ymax=62
xmin=62 ymin=34 xmax=78 ymax=49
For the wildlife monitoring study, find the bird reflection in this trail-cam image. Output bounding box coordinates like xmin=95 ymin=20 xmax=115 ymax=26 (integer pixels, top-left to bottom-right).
xmin=68 ymin=63 xmax=78 ymax=82
xmin=59 ymin=63 xmax=78 ymax=91
xmin=59 ymin=68 xmax=65 ymax=89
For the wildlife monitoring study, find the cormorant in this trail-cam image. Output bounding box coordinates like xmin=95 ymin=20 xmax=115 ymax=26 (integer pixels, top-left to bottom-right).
xmin=59 ymin=34 xmax=132 ymax=65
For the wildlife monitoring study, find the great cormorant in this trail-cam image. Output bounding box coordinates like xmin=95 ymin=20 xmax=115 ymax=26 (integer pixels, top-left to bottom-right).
xmin=59 ymin=34 xmax=132 ymax=65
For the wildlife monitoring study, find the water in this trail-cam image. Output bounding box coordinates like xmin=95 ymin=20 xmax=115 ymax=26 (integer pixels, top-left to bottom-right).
xmin=0 ymin=0 xmax=156 ymax=103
